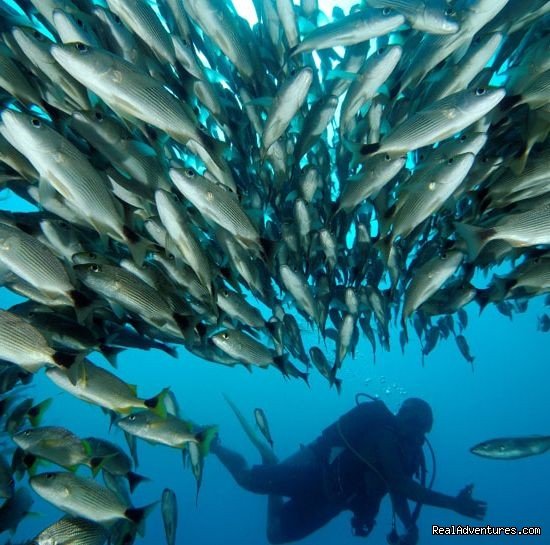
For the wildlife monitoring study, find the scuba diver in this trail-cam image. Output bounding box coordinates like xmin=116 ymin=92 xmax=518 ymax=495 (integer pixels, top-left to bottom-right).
xmin=212 ymin=396 xmax=487 ymax=544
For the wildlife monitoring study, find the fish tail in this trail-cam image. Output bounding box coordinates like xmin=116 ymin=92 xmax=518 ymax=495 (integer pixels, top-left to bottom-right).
xmin=510 ymin=145 xmax=529 ymax=175
xmin=69 ymin=290 xmax=95 ymax=324
xmin=144 ymin=387 xmax=171 ymax=418
xmin=172 ymin=313 xmax=198 ymax=340
xmin=474 ymin=187 xmax=491 ymax=213
xmin=27 ymin=398 xmax=52 ymax=427
xmin=51 ymin=351 xmax=78 ymax=369
xmin=195 ymin=425 xmax=219 ymax=459
xmin=454 ymin=222 xmax=495 ymax=260
xmin=298 ymin=369 xmax=310 ymax=387
xmin=99 ymin=344 xmax=123 ymax=368
xmin=123 ymin=227 xmax=149 ymax=266
xmin=326 ymin=359 xmax=340 ymax=389
xmin=11 ymin=448 xmax=37 ymax=477
xmin=158 ymin=343 xmax=178 ymax=358
xmin=88 ymin=456 xmax=105 ymax=477
xmin=474 ymin=288 xmax=492 ymax=313
xmin=52 ymin=353 xmax=86 ymax=386
xmin=125 ymin=502 xmax=158 ymax=536
xmin=400 ymin=319 xmax=409 ymax=345
xmin=332 ymin=376 xmax=343 ymax=395
xmin=273 ymin=354 xmax=290 ymax=376
xmin=127 ymin=471 xmax=149 ymax=493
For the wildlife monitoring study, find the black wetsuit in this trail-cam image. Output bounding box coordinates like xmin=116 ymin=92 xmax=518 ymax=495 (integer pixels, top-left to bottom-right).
xmin=237 ymin=401 xmax=424 ymax=542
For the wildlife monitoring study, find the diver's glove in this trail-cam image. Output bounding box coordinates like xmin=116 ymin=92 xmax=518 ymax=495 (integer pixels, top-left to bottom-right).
xmin=453 ymin=484 xmax=487 ymax=520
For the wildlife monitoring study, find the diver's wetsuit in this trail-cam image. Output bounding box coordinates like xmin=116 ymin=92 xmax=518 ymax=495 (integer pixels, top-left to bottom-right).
xmin=216 ymin=400 xmax=424 ymax=543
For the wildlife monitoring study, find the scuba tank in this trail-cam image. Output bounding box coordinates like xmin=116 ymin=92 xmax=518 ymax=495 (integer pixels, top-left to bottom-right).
xmin=349 ymin=393 xmax=437 ymax=542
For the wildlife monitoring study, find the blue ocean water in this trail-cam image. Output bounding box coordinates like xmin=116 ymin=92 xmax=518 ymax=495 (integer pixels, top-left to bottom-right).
xmin=1 ymin=189 xmax=548 ymax=544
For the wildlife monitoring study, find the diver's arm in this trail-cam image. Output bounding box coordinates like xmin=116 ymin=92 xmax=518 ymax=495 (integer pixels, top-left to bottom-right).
xmin=375 ymin=432 xmax=455 ymax=508
xmin=393 ymin=479 xmax=487 ymax=519
xmin=392 ymin=477 xmax=455 ymax=509
xmin=376 ymin=432 xmax=486 ymax=518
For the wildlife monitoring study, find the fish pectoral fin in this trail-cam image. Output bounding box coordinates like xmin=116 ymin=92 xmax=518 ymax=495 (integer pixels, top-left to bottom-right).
xmin=109 ymin=301 xmax=127 ymax=319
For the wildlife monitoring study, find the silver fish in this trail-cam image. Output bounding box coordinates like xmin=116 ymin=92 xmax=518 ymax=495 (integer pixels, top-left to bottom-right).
xmin=33 ymin=516 xmax=107 ymax=545
xmin=161 ymin=488 xmax=178 ymax=545
xmin=361 ymin=87 xmax=506 ymax=157
xmin=471 ymin=436 xmax=550 ymax=460
xmin=291 ymin=9 xmax=405 ymax=56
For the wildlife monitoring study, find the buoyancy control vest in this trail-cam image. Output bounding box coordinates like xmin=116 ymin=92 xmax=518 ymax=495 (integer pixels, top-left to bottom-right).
xmin=309 ymin=398 xmax=427 ymax=537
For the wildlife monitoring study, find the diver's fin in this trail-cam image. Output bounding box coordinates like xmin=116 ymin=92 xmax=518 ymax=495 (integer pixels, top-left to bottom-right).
xmin=222 ymin=394 xmax=278 ymax=465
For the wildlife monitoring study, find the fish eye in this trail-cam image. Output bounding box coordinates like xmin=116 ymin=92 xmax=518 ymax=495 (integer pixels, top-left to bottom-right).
xmin=182 ymin=38 xmax=189 ymax=46
xmin=382 ymin=7 xmax=392 ymax=15
xmin=448 ymin=157 xmax=454 ymax=164
xmin=24 ymin=429 xmax=31 ymax=436
xmin=185 ymin=168 xmax=195 ymax=178
xmin=129 ymin=415 xmax=136 ymax=421
xmin=94 ymin=111 xmax=104 ymax=122
xmin=222 ymin=332 xmax=229 ymax=340
xmin=45 ymin=472 xmax=55 ymax=480
xmin=444 ymin=8 xmax=456 ymax=16
xmin=31 ymin=118 xmax=41 ymax=128
xmin=33 ymin=31 xmax=44 ymax=40
xmin=59 ymin=221 xmax=69 ymax=229
xmin=441 ymin=252 xmax=448 ymax=259
xmin=113 ymin=14 xmax=122 ymax=24
xmin=76 ymin=18 xmax=84 ymax=28
xmin=460 ymin=134 xmax=467 ymax=142
xmin=89 ymin=263 xmax=101 ymax=272
xmin=74 ymin=42 xmax=88 ymax=53
xmin=475 ymin=88 xmax=486 ymax=96
xmin=418 ymin=153 xmax=425 ymax=161
xmin=167 ymin=254 xmax=175 ymax=261
xmin=378 ymin=47 xmax=385 ymax=55
xmin=222 ymin=289 xmax=229 ymax=297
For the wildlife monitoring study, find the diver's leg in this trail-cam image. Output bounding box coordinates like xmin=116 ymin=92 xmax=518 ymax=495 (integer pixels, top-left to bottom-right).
xmin=213 ymin=442 xmax=322 ymax=496
xmin=266 ymin=495 xmax=341 ymax=545
xmin=211 ymin=443 xmax=252 ymax=489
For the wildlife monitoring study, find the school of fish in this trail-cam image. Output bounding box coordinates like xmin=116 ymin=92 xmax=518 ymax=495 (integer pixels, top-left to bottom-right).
xmin=0 ymin=0 xmax=549 ymax=542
